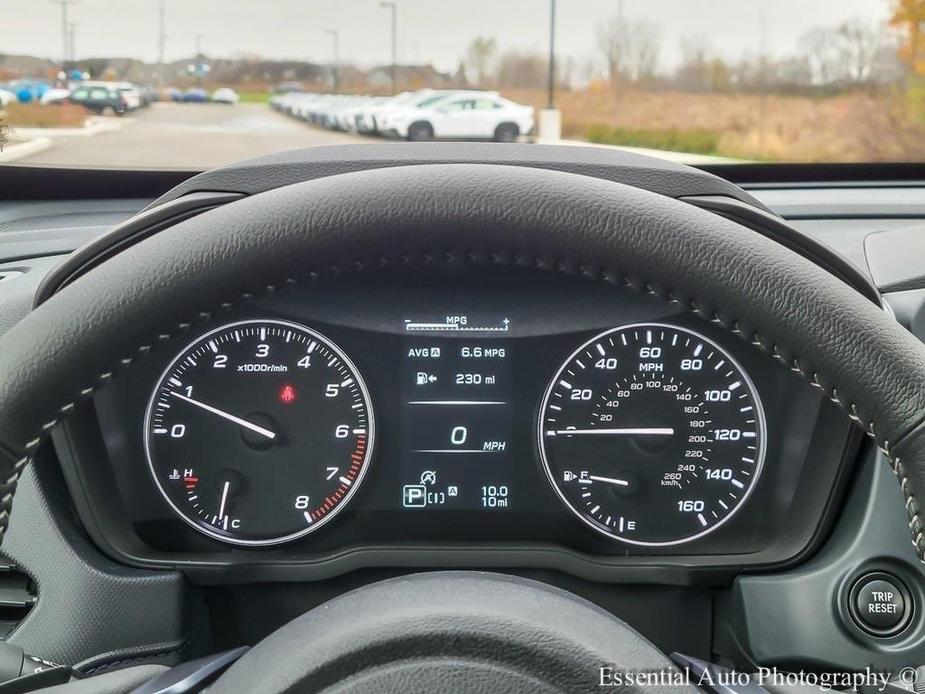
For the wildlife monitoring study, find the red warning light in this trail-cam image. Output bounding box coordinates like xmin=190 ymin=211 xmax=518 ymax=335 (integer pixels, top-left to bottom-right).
xmin=279 ymin=384 xmax=298 ymax=405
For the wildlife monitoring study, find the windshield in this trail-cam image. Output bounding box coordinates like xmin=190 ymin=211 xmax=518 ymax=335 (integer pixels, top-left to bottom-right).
xmin=0 ymin=0 xmax=914 ymax=169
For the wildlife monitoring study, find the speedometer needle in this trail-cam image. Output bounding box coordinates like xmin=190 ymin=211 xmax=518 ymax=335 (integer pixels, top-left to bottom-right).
xmin=170 ymin=391 xmax=277 ymax=440
xmin=552 ymin=428 xmax=674 ymax=436
xmin=589 ymin=475 xmax=630 ymax=487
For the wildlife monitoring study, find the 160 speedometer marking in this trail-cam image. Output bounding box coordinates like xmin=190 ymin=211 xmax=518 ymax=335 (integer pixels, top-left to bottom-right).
xmin=537 ymin=323 xmax=766 ymax=546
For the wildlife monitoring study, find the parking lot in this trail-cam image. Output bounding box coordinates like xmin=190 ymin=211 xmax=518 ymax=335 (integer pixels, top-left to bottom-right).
xmin=15 ymin=102 xmax=369 ymax=169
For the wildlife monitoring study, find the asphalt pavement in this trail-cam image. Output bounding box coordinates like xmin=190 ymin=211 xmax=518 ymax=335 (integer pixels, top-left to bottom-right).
xmin=14 ymin=102 xmax=370 ymax=169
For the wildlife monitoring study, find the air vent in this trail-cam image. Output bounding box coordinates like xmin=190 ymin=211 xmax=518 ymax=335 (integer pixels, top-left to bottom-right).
xmin=0 ymin=562 xmax=36 ymax=638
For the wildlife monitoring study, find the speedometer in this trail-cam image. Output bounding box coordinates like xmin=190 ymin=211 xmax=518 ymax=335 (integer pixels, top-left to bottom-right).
xmin=538 ymin=323 xmax=766 ymax=546
xmin=144 ymin=319 xmax=374 ymax=546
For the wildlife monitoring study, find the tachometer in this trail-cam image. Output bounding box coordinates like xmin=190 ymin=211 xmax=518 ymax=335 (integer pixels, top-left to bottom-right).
xmin=538 ymin=323 xmax=765 ymax=546
xmin=144 ymin=319 xmax=374 ymax=546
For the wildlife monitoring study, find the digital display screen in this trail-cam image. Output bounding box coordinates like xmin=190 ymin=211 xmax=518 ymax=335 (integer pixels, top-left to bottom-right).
xmin=399 ymin=314 xmax=513 ymax=511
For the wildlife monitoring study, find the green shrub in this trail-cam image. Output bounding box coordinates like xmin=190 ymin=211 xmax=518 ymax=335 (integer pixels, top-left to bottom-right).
xmin=585 ymin=124 xmax=720 ymax=155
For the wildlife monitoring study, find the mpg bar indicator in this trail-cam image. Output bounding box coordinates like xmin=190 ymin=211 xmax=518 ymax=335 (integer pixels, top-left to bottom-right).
xmin=404 ymin=314 xmax=510 ymax=333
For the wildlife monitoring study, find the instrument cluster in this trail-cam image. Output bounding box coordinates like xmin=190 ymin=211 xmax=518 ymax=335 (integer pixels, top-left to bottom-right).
xmin=67 ymin=270 xmax=857 ymax=577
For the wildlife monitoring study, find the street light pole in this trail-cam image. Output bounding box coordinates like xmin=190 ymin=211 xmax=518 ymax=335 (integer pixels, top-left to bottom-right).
xmin=379 ymin=1 xmax=397 ymax=95
xmin=538 ymin=0 xmax=561 ymax=141
xmin=50 ymin=0 xmax=77 ymax=65
xmin=68 ymin=23 xmax=77 ymax=64
xmin=157 ymin=0 xmax=166 ymax=86
xmin=325 ymin=29 xmax=340 ymax=94
xmin=546 ymin=0 xmax=556 ymax=109
xmin=194 ymin=33 xmax=205 ymax=86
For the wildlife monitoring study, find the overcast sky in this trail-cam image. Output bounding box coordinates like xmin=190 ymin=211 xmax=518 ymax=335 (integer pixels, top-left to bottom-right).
xmin=0 ymin=0 xmax=892 ymax=72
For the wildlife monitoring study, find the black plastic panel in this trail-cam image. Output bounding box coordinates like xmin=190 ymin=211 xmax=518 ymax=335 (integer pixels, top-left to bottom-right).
xmin=866 ymin=224 xmax=925 ymax=293
xmin=715 ymin=445 xmax=925 ymax=671
xmin=0 ymin=449 xmax=192 ymax=667
xmin=56 ymin=268 xmax=858 ymax=584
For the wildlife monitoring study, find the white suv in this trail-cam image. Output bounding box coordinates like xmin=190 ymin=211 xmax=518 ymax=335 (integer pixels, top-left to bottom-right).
xmin=382 ymin=93 xmax=534 ymax=142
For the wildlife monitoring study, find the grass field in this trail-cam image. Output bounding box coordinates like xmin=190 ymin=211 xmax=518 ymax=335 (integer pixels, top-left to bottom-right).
xmin=236 ymin=91 xmax=272 ymax=104
xmin=505 ymin=86 xmax=924 ymax=162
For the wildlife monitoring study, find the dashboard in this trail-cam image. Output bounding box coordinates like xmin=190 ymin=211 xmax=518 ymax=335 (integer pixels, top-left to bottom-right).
xmin=3 ymin=153 xmax=924 ymax=676
xmin=56 ymin=269 xmax=856 ymax=580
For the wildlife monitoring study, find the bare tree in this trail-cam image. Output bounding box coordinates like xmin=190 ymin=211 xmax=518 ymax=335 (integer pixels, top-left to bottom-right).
xmin=673 ymin=35 xmax=712 ymax=91
xmin=596 ymin=16 xmax=660 ymax=84
xmin=495 ymin=50 xmax=546 ymax=89
xmin=799 ymin=27 xmax=841 ymax=84
xmin=835 ymin=18 xmax=884 ymax=83
xmin=799 ymin=18 xmax=888 ymax=87
xmin=596 ymin=16 xmax=628 ymax=84
xmin=631 ymin=21 xmax=660 ymax=83
xmin=465 ymin=36 xmax=497 ymax=87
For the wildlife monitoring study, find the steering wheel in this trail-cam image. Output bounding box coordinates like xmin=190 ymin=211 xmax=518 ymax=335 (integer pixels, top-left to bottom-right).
xmin=0 ymin=163 xmax=923 ymax=693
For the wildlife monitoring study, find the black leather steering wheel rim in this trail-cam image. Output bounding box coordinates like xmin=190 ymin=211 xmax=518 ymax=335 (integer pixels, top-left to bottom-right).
xmin=1 ymin=162 xmax=925 ymax=566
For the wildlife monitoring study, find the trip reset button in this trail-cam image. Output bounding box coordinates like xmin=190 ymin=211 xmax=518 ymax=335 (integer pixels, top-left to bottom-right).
xmin=848 ymin=572 xmax=912 ymax=637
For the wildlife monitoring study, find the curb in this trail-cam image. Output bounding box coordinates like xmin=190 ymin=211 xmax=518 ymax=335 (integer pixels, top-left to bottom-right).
xmin=0 ymin=137 xmax=52 ymax=163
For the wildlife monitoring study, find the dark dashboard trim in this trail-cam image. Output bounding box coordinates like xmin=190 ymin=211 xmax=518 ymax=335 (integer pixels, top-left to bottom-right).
xmin=33 ymin=191 xmax=245 ymax=307
xmin=5 ymin=161 xmax=925 ymax=202
xmin=0 ymin=166 xmax=194 ymax=201
xmin=700 ymin=162 xmax=925 ymax=186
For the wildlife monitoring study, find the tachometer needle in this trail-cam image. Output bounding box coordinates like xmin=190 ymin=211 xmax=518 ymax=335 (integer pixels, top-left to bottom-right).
xmin=218 ymin=480 xmax=231 ymax=519
xmin=589 ymin=475 xmax=630 ymax=487
xmin=170 ymin=391 xmax=277 ymax=440
xmin=553 ymin=428 xmax=674 ymax=436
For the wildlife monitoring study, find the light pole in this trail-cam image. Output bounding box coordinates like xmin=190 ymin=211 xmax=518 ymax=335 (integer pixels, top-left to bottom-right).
xmin=379 ymin=1 xmax=397 ymax=95
xmin=194 ymin=33 xmax=205 ymax=86
xmin=157 ymin=0 xmax=167 ymax=86
xmin=538 ymin=0 xmax=561 ymax=141
xmin=758 ymin=0 xmax=767 ymax=156
xmin=325 ymin=29 xmax=340 ymax=93
xmin=68 ymin=23 xmax=77 ymax=64
xmin=546 ymin=0 xmax=556 ymax=109
xmin=50 ymin=0 xmax=77 ymax=65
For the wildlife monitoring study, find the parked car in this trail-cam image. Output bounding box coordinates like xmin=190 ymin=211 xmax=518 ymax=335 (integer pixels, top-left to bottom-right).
xmin=136 ymin=84 xmax=158 ymax=107
xmin=212 ymin=88 xmax=240 ymax=105
xmin=270 ymin=88 xmax=534 ymax=143
xmin=274 ymin=81 xmax=305 ymax=94
xmin=0 ymin=88 xmax=15 ymax=107
xmin=114 ymin=83 xmax=142 ymax=110
xmin=380 ymin=92 xmax=533 ymax=142
xmin=365 ymin=89 xmax=442 ymax=134
xmin=40 ymin=88 xmax=72 ymax=105
xmin=158 ymin=87 xmax=184 ymax=102
xmin=182 ymin=88 xmax=210 ymax=103
xmin=6 ymin=79 xmax=51 ymax=104
xmin=69 ymin=84 xmax=128 ymax=115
